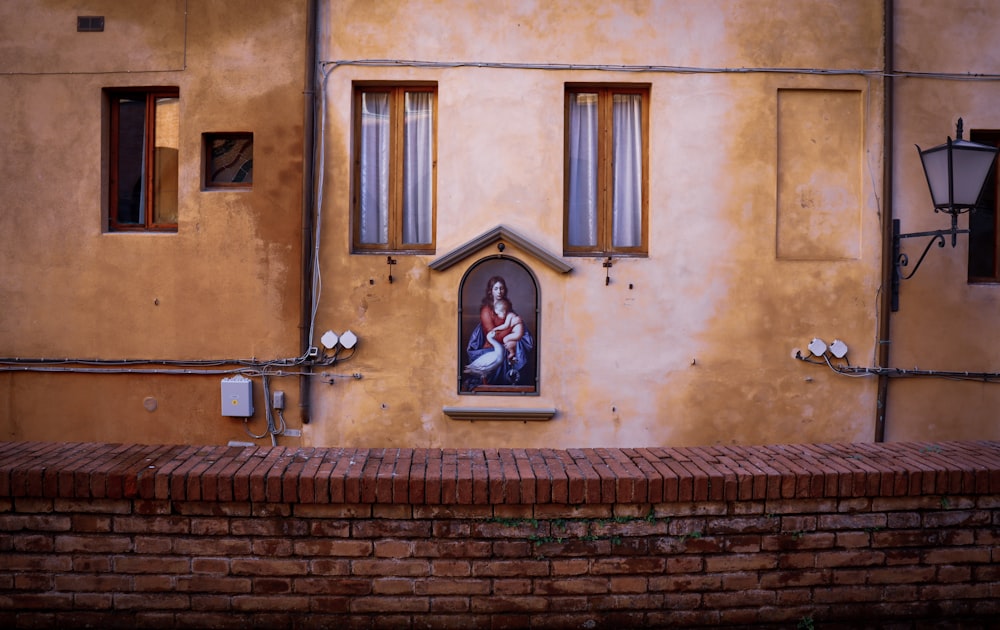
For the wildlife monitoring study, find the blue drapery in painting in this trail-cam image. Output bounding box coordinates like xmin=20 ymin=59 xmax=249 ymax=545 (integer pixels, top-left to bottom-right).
xmin=465 ymin=324 xmax=535 ymax=387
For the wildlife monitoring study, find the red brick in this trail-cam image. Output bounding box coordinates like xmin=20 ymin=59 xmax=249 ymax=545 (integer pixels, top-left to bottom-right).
xmin=309 ymin=559 xmax=350 ymax=576
xmin=351 ymin=559 xmax=430 ymax=577
xmin=296 ymin=577 xmax=371 ymax=596
xmin=114 ymin=555 xmax=191 ymax=574
xmin=55 ymin=534 xmax=131 ymax=554
xmin=350 ymin=596 xmax=429 ymax=613
xmin=174 ymin=536 xmax=251 ymax=556
xmin=591 ymin=557 xmax=666 ymax=574
xmin=113 ymin=514 xmax=189 ymax=534
xmin=812 ymin=586 xmax=885 ymax=604
xmin=133 ymin=575 xmax=177 ymax=592
xmin=294 ymin=539 xmax=371 ymax=557
xmin=373 ymin=449 xmax=396 ymax=503
xmin=544 ymin=449 xmax=571 ymax=503
xmin=413 ymin=539 xmax=491 ymax=558
xmin=374 ymin=539 xmax=414 ymax=558
xmin=322 ymin=448 xmax=356 ymax=504
xmin=471 ymin=559 xmax=549 ymax=577
xmin=609 ymin=575 xmax=647 ymax=593
xmin=664 ymin=556 xmax=704 ymax=573
xmin=814 ymin=550 xmax=885 ymax=568
xmin=699 ymin=550 xmax=770 ymax=572
xmin=231 ymin=517 xmax=307 ymax=537
xmin=12 ymin=534 xmax=55 ymax=552
xmin=427 ymin=597 xmax=471 ymax=614
xmin=923 ymin=547 xmax=992 ymax=564
xmin=759 ymin=570 xmax=829 ymax=588
xmin=4 ymin=592 xmax=74 ymax=609
xmin=430 ymin=560 xmax=471 ymax=577
xmin=817 ymin=513 xmax=885 ymax=530
xmin=132 ymin=536 xmax=171 ymax=555
xmin=113 ymin=593 xmax=190 ymax=610
xmin=470 ymin=595 xmax=548 ymax=613
xmin=5 ymin=512 xmax=71 ymax=531
xmin=835 ymin=531 xmax=871 ymax=548
xmin=414 ymin=579 xmax=490 ymax=596
xmin=867 ymin=566 xmax=935 ymax=584
xmin=190 ymin=516 xmax=229 ymax=536
xmin=535 ymin=578 xmax=607 ymax=595
xmin=831 ymin=568 xmax=869 ymax=585
xmin=253 ymin=577 xmax=293 ymax=594
xmin=230 ymin=558 xmax=309 ymax=576
xmin=175 ymin=576 xmax=252 ymax=593
xmin=231 ymin=594 xmax=310 ymax=612
xmin=13 ymin=574 xmax=52 ymax=591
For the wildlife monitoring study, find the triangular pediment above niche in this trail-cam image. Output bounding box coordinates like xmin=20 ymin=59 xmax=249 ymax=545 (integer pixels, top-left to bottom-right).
xmin=428 ymin=224 xmax=573 ymax=273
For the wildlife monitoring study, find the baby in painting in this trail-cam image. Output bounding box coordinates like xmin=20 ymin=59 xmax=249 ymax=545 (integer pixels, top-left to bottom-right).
xmin=490 ymin=298 xmax=524 ymax=362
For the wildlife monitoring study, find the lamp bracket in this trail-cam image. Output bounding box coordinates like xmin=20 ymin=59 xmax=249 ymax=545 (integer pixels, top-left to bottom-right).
xmin=890 ymin=217 xmax=968 ymax=312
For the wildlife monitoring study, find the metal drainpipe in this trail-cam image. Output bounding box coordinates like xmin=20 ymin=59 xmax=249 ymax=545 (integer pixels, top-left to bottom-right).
xmin=299 ymin=0 xmax=318 ymax=425
xmin=875 ymin=0 xmax=895 ymax=442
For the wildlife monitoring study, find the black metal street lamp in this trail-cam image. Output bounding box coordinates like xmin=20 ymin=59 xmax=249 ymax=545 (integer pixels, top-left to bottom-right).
xmin=891 ymin=118 xmax=999 ymax=311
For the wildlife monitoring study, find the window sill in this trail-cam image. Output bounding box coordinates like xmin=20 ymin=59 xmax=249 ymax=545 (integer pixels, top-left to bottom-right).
xmin=443 ymin=407 xmax=556 ymax=422
xmin=563 ymin=252 xmax=648 ymax=258
xmin=351 ymin=249 xmax=436 ymax=256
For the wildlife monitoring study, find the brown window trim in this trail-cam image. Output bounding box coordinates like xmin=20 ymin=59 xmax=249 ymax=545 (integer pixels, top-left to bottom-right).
xmin=351 ymin=83 xmax=437 ymax=254
xmin=107 ymin=87 xmax=180 ymax=233
xmin=563 ymin=84 xmax=650 ymax=257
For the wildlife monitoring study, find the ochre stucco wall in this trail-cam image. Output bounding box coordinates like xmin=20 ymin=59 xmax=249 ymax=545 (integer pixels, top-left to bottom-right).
xmin=0 ymin=0 xmax=308 ymax=445
xmin=306 ymin=0 xmax=886 ymax=448
xmin=885 ymin=0 xmax=1000 ymax=442
xmin=5 ymin=1 xmax=998 ymax=449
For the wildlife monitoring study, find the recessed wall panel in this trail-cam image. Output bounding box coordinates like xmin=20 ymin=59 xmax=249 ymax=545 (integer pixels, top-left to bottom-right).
xmin=776 ymin=90 xmax=863 ymax=260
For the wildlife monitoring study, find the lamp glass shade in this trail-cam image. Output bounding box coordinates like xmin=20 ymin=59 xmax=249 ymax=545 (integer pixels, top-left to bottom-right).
xmin=918 ymin=137 xmax=999 ymax=211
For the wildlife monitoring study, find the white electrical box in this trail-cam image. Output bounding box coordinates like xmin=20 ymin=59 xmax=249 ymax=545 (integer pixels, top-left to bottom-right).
xmin=221 ymin=376 xmax=254 ymax=417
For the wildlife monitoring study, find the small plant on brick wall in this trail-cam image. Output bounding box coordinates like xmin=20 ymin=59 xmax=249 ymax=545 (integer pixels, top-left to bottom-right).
xmin=487 ymin=511 xmax=669 ymax=553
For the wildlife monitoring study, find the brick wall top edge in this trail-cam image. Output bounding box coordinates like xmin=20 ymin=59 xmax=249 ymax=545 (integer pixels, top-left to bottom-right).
xmin=0 ymin=440 xmax=997 ymax=504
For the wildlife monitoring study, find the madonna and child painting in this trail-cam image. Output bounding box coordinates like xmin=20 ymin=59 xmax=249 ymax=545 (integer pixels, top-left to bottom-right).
xmin=460 ymin=258 xmax=538 ymax=394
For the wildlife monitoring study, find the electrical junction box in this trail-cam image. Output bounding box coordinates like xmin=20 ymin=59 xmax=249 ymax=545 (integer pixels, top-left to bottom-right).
xmin=221 ymin=375 xmax=253 ymax=417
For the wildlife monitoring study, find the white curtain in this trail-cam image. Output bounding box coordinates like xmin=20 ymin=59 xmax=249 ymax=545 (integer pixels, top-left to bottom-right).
xmin=402 ymin=91 xmax=434 ymax=245
xmin=567 ymin=93 xmax=598 ymax=247
xmin=612 ymin=94 xmax=642 ymax=248
xmin=359 ymin=92 xmax=389 ymax=244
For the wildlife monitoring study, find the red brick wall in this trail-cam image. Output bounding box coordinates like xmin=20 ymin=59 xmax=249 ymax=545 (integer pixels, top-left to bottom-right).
xmin=1 ymin=441 xmax=998 ymax=628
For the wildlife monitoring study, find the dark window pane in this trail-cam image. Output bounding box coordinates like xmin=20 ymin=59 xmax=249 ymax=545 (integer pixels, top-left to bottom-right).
xmin=116 ymin=97 xmax=146 ymax=224
xmin=968 ymin=131 xmax=1000 ymax=281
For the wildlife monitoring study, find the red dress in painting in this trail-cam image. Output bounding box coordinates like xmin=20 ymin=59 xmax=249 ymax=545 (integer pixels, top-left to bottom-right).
xmin=479 ymin=304 xmax=511 ymax=348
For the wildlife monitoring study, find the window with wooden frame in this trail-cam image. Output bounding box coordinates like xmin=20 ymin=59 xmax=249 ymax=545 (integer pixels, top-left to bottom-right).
xmin=203 ymin=132 xmax=253 ymax=189
xmin=969 ymin=129 xmax=1000 ymax=282
xmin=352 ymin=84 xmax=437 ymax=253
xmin=564 ymin=85 xmax=649 ymax=256
xmin=107 ymin=88 xmax=179 ymax=232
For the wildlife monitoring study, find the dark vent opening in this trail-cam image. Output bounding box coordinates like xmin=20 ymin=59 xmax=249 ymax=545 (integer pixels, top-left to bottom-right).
xmin=77 ymin=16 xmax=105 ymax=32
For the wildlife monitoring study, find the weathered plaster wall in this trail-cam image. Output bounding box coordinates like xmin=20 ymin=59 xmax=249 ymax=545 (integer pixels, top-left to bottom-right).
xmin=886 ymin=1 xmax=1000 ymax=442
xmin=308 ymin=0 xmax=886 ymax=448
xmin=0 ymin=1 xmax=308 ymax=444
xmin=14 ymin=1 xmax=994 ymax=450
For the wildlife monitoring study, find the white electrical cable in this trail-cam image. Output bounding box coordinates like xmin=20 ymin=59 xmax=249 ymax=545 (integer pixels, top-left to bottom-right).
xmin=320 ymin=58 xmax=1000 ymax=82
xmin=307 ymin=63 xmax=334 ymax=350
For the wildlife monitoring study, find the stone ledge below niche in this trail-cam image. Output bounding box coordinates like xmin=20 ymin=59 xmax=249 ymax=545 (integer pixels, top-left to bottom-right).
xmin=443 ymin=407 xmax=556 ymax=422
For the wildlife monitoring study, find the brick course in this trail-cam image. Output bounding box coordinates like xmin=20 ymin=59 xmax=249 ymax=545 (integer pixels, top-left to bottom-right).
xmin=0 ymin=440 xmax=998 ymax=628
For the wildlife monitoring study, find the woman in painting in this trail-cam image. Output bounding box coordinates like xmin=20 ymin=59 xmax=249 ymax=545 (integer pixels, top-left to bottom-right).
xmin=464 ymin=275 xmax=534 ymax=387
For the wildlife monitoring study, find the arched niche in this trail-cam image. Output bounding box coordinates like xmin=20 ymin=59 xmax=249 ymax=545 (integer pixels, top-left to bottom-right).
xmin=458 ymin=255 xmax=540 ymax=395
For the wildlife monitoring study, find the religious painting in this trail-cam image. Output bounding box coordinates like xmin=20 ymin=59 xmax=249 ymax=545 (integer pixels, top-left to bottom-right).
xmin=459 ymin=256 xmax=539 ymax=394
